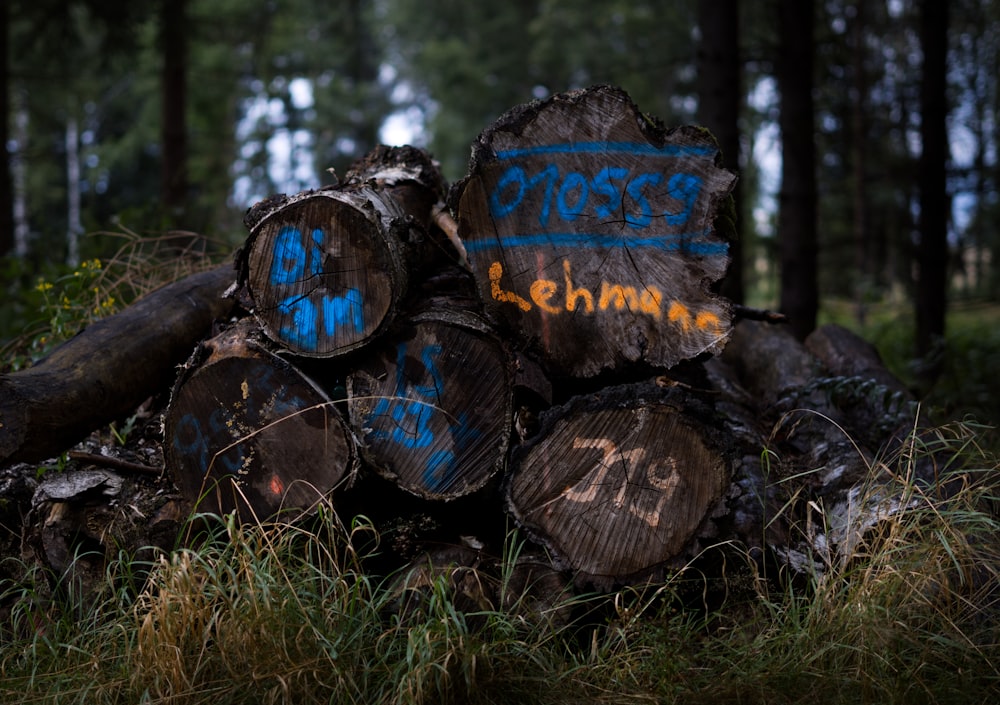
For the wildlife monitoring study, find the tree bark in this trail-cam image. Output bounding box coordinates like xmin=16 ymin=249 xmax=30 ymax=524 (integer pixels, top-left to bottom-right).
xmin=0 ymin=265 xmax=236 ymax=465
xmin=776 ymin=0 xmax=818 ymax=340
xmin=0 ymin=1 xmax=12 ymax=258
xmin=453 ymin=85 xmax=737 ymax=378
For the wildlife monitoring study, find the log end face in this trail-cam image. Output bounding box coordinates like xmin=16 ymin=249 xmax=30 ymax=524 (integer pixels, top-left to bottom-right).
xmin=456 ymin=85 xmax=737 ymax=378
xmin=164 ymin=347 xmax=355 ymax=522
xmin=244 ymin=194 xmax=402 ymax=357
xmin=507 ymin=386 xmax=730 ymax=588
xmin=347 ymin=312 xmax=514 ymax=500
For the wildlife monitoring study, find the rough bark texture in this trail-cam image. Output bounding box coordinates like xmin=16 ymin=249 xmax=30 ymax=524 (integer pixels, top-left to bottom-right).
xmin=0 ymin=265 xmax=236 ymax=465
xmin=452 ymin=85 xmax=737 ymax=378
xmin=710 ymin=320 xmax=924 ymax=575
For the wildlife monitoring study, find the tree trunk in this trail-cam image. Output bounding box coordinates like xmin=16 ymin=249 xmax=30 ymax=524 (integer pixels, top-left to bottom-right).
xmin=163 ymin=319 xmax=357 ymax=521
xmin=160 ymin=0 xmax=188 ymax=223
xmin=452 ymin=85 xmax=738 ymax=378
xmin=347 ymin=307 xmax=515 ymax=500
xmin=697 ymin=0 xmax=744 ymax=304
xmin=0 ymin=264 xmax=236 ymax=465
xmin=236 ymin=145 xmax=450 ymax=357
xmin=65 ymin=114 xmax=82 ymax=267
xmin=850 ymin=0 xmax=869 ymax=324
xmin=12 ymin=89 xmax=29 ymax=258
xmin=506 ymin=382 xmax=732 ymax=588
xmin=776 ymin=0 xmax=818 ymax=340
xmin=915 ymin=0 xmax=949 ymax=361
xmin=0 ymin=1 xmax=12 ymax=259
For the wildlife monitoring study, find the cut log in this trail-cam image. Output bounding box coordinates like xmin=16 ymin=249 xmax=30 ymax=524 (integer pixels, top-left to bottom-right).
xmin=452 ymin=85 xmax=738 ymax=377
xmin=163 ymin=320 xmax=357 ymax=522
xmin=346 ymin=308 xmax=514 ymax=500
xmin=0 ymin=264 xmax=236 ymax=465
xmin=710 ymin=319 xmax=930 ymax=575
xmin=719 ymin=319 xmax=820 ymax=408
xmin=237 ymin=145 xmax=450 ymax=357
xmin=506 ymin=382 xmax=731 ymax=588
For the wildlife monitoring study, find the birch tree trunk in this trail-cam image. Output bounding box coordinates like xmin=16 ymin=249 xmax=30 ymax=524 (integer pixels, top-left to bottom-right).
xmin=66 ymin=113 xmax=82 ymax=267
xmin=12 ymin=89 xmax=29 ymax=258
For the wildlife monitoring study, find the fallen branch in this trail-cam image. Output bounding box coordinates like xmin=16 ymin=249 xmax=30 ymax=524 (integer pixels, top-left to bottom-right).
xmin=0 ymin=264 xmax=236 ymax=465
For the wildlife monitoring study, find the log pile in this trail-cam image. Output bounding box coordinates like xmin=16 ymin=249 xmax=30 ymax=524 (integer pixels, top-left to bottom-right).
xmin=0 ymin=86 xmax=927 ymax=600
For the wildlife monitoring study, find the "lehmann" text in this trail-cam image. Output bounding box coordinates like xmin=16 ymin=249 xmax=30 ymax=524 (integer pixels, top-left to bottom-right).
xmin=488 ymin=259 xmax=723 ymax=336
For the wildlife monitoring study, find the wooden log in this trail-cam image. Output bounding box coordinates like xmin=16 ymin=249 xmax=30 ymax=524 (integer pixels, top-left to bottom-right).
xmin=805 ymin=323 xmax=913 ymax=398
xmin=236 ymin=146 xmax=450 ymax=357
xmin=163 ymin=320 xmax=357 ymax=522
xmin=506 ymin=382 xmax=732 ymax=588
xmin=18 ymin=458 xmax=185 ymax=608
xmin=346 ymin=308 xmax=514 ymax=500
xmin=718 ymin=319 xmax=820 ymax=408
xmin=451 ymin=85 xmax=738 ymax=377
xmin=0 ymin=264 xmax=236 ymax=465
xmin=710 ymin=319 xmax=932 ymax=575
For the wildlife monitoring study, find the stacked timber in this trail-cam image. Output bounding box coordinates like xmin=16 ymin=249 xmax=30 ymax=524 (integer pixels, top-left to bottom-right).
xmin=160 ymin=86 xmax=748 ymax=588
xmin=0 ymin=86 xmax=925 ymax=598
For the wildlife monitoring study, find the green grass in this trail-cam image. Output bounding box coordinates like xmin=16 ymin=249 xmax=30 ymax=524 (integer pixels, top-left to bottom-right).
xmin=2 ymin=418 xmax=998 ymax=704
xmin=819 ymin=298 xmax=1000 ymax=438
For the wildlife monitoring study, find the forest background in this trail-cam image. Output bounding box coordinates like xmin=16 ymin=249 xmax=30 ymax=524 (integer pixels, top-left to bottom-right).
xmin=0 ymin=0 xmax=997 ymax=427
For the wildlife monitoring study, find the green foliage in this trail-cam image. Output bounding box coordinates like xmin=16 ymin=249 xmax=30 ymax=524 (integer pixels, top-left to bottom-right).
xmin=820 ymin=300 xmax=1000 ymax=436
xmin=0 ymin=257 xmax=119 ymax=371
xmin=382 ymin=0 xmax=698 ymax=180
xmin=1 ymin=227 xmax=228 ymax=370
xmin=2 ymin=419 xmax=998 ymax=704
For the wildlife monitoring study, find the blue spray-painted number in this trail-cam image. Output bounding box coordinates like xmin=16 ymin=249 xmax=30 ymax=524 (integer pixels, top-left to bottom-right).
xmin=269 ymin=226 xmax=324 ymax=286
xmin=173 ymin=413 xmax=209 ymax=473
xmin=367 ymin=343 xmax=445 ymax=449
xmin=489 ymin=161 xmax=704 ymax=231
xmin=277 ymin=288 xmax=365 ymax=351
xmin=365 ymin=343 xmax=484 ymax=492
xmin=269 ymin=225 xmax=365 ymax=350
xmin=421 ymin=412 xmax=484 ymax=493
xmin=172 ymin=409 xmax=248 ymax=476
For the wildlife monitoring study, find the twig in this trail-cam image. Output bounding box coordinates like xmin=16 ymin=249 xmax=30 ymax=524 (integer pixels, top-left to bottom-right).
xmin=431 ymin=202 xmax=470 ymax=269
xmin=733 ymin=304 xmax=788 ymax=324
xmin=67 ymin=450 xmax=162 ymax=476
